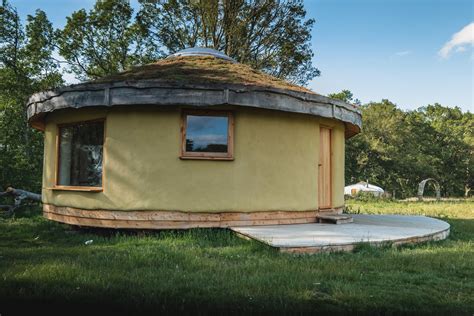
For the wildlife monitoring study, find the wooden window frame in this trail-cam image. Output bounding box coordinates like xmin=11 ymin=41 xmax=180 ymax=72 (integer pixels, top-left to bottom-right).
xmin=53 ymin=118 xmax=106 ymax=192
xmin=180 ymin=110 xmax=234 ymax=160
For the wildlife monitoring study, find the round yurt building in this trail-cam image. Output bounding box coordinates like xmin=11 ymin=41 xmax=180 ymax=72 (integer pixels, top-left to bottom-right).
xmin=26 ymin=48 xmax=362 ymax=229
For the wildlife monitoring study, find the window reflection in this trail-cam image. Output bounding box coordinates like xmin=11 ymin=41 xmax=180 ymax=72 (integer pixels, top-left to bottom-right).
xmin=58 ymin=121 xmax=104 ymax=187
xmin=185 ymin=115 xmax=228 ymax=153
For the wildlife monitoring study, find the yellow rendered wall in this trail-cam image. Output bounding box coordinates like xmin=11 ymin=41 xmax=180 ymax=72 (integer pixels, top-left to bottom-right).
xmin=42 ymin=106 xmax=346 ymax=212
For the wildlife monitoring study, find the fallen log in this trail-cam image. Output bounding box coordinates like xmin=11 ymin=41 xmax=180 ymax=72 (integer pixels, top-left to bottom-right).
xmin=0 ymin=187 xmax=41 ymax=216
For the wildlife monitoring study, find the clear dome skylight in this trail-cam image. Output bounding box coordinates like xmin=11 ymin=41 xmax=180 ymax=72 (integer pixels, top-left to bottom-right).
xmin=168 ymin=47 xmax=236 ymax=62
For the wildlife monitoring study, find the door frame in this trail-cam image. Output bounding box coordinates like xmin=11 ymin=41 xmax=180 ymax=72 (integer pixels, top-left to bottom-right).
xmin=318 ymin=126 xmax=332 ymax=209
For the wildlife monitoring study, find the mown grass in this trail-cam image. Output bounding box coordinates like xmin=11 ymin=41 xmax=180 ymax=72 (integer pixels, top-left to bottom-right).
xmin=0 ymin=200 xmax=473 ymax=315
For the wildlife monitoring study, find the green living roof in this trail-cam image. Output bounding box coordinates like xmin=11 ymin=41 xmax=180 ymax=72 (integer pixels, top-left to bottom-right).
xmin=95 ymin=55 xmax=314 ymax=94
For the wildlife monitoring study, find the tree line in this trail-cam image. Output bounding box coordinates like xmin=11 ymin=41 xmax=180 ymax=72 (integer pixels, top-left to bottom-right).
xmin=329 ymin=91 xmax=473 ymax=198
xmin=1 ymin=0 xmax=472 ymax=198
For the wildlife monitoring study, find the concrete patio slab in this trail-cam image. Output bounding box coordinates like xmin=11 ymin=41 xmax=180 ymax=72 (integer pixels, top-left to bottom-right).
xmin=230 ymin=214 xmax=450 ymax=254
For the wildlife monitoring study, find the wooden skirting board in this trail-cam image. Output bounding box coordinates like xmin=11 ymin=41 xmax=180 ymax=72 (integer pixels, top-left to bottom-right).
xmin=43 ymin=204 xmax=343 ymax=229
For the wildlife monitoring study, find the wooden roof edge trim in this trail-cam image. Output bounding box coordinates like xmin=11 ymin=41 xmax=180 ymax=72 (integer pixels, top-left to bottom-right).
xmin=26 ymin=84 xmax=362 ymax=135
xmin=27 ymin=81 xmax=361 ymax=114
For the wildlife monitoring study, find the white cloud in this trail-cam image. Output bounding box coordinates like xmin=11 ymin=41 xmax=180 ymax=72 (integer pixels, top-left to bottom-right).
xmin=394 ymin=50 xmax=411 ymax=57
xmin=439 ymin=22 xmax=474 ymax=58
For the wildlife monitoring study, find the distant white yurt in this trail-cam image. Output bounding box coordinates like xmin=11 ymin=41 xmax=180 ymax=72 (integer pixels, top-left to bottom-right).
xmin=344 ymin=181 xmax=384 ymax=197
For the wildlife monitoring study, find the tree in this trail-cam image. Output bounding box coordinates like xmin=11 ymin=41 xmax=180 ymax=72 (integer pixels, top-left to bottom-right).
xmin=137 ymin=0 xmax=319 ymax=85
xmin=0 ymin=0 xmax=25 ymax=96
xmin=24 ymin=10 xmax=63 ymax=88
xmin=57 ymin=0 xmax=159 ymax=80
xmin=416 ymin=104 xmax=474 ymax=197
xmin=338 ymin=89 xmax=473 ymax=198
xmin=328 ymin=90 xmax=361 ymax=105
xmin=0 ymin=1 xmax=63 ymax=192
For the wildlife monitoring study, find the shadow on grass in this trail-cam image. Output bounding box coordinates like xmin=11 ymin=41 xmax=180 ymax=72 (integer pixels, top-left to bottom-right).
xmin=0 ymin=289 xmax=347 ymax=316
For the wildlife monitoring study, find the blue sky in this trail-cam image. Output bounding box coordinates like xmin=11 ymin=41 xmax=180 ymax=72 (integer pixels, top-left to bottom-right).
xmin=11 ymin=0 xmax=473 ymax=112
xmin=305 ymin=0 xmax=473 ymax=111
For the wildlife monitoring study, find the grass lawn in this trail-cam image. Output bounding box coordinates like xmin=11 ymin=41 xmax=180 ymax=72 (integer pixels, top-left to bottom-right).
xmin=0 ymin=200 xmax=473 ymax=315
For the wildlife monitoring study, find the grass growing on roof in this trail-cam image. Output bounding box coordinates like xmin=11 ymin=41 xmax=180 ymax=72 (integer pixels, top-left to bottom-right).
xmin=93 ymin=56 xmax=314 ymax=94
xmin=0 ymin=200 xmax=473 ymax=314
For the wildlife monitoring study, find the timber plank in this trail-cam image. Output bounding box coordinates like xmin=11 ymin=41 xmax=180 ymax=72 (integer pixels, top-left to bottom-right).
xmin=42 ymin=204 xmax=343 ymax=229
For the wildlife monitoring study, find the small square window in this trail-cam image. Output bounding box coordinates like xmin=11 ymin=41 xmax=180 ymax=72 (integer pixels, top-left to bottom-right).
xmin=56 ymin=120 xmax=105 ymax=189
xmin=181 ymin=111 xmax=234 ymax=160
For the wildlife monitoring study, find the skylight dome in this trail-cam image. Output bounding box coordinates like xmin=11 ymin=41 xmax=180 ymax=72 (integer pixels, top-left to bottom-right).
xmin=168 ymin=47 xmax=236 ymax=62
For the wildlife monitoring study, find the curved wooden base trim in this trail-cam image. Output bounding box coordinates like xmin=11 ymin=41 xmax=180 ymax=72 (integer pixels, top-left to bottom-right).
xmin=43 ymin=204 xmax=344 ymax=229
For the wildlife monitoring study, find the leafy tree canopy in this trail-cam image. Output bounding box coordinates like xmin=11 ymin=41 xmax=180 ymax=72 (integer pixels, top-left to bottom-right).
xmin=341 ymin=92 xmax=473 ymax=198
xmin=58 ymin=0 xmax=320 ymax=84
xmin=136 ymin=0 xmax=319 ymax=85
xmin=57 ymin=0 xmax=159 ymax=81
xmin=328 ymin=90 xmax=361 ymax=105
xmin=0 ymin=0 xmax=63 ymax=191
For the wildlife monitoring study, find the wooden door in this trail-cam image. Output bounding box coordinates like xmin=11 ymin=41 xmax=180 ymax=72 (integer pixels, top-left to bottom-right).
xmin=318 ymin=127 xmax=332 ymax=209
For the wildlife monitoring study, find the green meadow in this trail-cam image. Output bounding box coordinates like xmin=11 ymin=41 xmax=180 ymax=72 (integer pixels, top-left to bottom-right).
xmin=0 ymin=200 xmax=473 ymax=315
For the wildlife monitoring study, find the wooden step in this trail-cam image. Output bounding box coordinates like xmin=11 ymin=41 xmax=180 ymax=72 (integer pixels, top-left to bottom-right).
xmin=316 ymin=214 xmax=353 ymax=224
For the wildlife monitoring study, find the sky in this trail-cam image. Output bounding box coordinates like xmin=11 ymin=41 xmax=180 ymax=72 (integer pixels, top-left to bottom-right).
xmin=10 ymin=0 xmax=474 ymax=112
xmin=305 ymin=0 xmax=473 ymax=112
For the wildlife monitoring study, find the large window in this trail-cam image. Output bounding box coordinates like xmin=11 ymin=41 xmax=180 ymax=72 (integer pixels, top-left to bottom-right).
xmin=56 ymin=120 xmax=105 ymax=189
xmin=181 ymin=110 xmax=234 ymax=160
